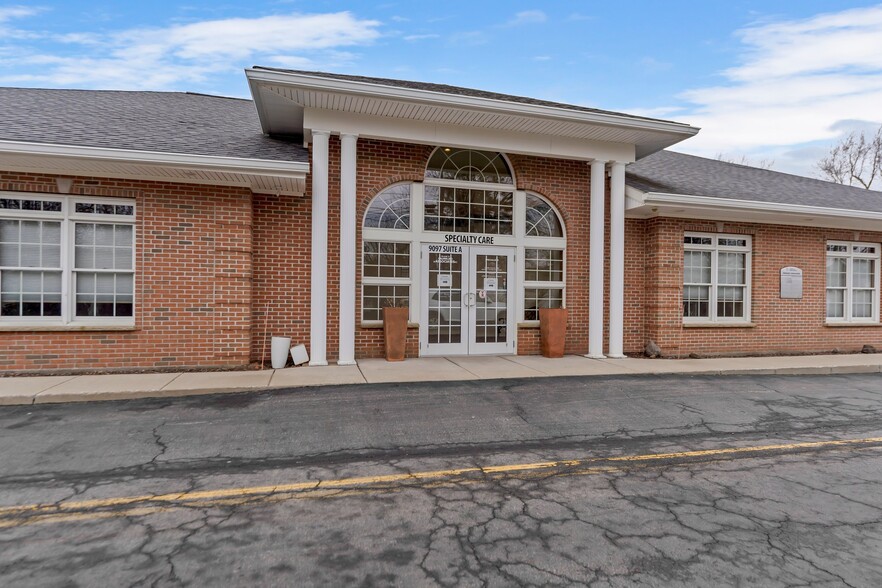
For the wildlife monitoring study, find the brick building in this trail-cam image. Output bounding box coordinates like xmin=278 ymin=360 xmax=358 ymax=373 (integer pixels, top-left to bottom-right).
xmin=0 ymin=68 xmax=880 ymax=371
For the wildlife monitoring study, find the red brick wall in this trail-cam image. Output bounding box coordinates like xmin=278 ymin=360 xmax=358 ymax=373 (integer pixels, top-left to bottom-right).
xmin=0 ymin=172 xmax=253 ymax=371
xmin=7 ymin=157 xmax=877 ymax=372
xmin=643 ymin=217 xmax=882 ymax=356
xmin=346 ymin=145 xmax=641 ymax=358
xmin=250 ymin=192 xmax=311 ymax=364
xmin=509 ymin=153 xmax=592 ymax=355
xmin=354 ymin=139 xmax=433 ymax=359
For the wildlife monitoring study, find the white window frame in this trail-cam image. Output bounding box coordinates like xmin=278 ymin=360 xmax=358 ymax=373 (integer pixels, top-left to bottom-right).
xmin=519 ymin=192 xmax=566 ymax=324
xmin=0 ymin=192 xmax=136 ymax=328
xmin=362 ymin=183 xmax=415 ymax=325
xmin=683 ymin=232 xmax=752 ymax=325
xmin=826 ymin=240 xmax=881 ymax=324
xmin=361 ymin=154 xmax=571 ymax=332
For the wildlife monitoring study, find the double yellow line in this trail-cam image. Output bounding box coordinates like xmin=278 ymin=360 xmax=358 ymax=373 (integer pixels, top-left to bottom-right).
xmin=2 ymin=436 xmax=881 ymax=528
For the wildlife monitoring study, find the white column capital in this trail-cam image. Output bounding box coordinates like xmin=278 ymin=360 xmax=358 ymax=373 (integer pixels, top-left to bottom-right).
xmin=340 ymin=132 xmax=359 ymax=140
xmin=311 ymin=129 xmax=331 ymax=138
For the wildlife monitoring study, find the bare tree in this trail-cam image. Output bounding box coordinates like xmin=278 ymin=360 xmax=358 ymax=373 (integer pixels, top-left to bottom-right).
xmin=715 ymin=153 xmax=775 ymax=170
xmin=817 ymin=126 xmax=882 ymax=190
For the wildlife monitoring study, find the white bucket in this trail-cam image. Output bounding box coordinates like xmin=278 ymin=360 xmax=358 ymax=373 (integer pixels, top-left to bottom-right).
xmin=270 ymin=337 xmax=292 ymax=369
xmin=290 ymin=344 xmax=310 ymax=366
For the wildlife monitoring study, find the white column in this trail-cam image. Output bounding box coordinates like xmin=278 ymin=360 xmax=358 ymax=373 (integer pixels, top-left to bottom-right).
xmin=310 ymin=130 xmax=330 ymax=366
xmin=338 ymin=133 xmax=358 ymax=366
xmin=587 ymin=159 xmax=607 ymax=359
xmin=608 ymin=161 xmax=626 ymax=358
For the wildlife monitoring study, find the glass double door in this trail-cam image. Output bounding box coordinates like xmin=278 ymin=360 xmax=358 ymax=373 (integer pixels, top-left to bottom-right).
xmin=420 ymin=244 xmax=515 ymax=356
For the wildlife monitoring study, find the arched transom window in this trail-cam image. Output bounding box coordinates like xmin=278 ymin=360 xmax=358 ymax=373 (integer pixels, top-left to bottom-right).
xmin=360 ymin=151 xmax=567 ymax=325
xmin=364 ymin=183 xmax=410 ymax=230
xmin=424 ymin=148 xmax=515 ymax=236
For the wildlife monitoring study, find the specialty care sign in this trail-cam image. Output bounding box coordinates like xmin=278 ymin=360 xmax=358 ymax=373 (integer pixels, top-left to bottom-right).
xmin=780 ymin=266 xmax=803 ymax=299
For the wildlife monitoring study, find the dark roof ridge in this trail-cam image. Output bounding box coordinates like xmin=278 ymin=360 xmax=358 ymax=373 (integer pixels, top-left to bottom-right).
xmin=659 ymin=149 xmax=877 ymax=197
xmin=250 ymin=66 xmax=688 ymax=127
xmin=0 ymin=86 xmax=251 ymax=103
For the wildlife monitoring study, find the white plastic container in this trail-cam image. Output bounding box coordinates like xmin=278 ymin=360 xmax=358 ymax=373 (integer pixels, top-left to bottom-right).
xmin=270 ymin=337 xmax=292 ymax=369
xmin=290 ymin=344 xmax=310 ymax=366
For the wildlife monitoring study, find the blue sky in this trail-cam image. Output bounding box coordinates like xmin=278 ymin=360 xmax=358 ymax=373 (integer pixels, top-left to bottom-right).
xmin=1 ymin=1 xmax=881 ymax=178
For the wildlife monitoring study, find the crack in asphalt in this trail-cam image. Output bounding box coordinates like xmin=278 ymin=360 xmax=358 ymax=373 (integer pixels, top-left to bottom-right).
xmin=3 ymin=374 xmax=882 ymax=586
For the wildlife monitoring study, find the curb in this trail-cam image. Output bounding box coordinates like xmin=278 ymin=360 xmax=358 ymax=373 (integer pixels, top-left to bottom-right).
xmin=1 ymin=364 xmax=880 ymax=407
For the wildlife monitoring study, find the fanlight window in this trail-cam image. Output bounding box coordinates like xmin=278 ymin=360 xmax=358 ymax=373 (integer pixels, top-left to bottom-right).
xmin=525 ymin=194 xmax=563 ymax=238
xmin=425 ymin=148 xmax=514 ymax=185
xmin=364 ymin=184 xmax=411 ymax=230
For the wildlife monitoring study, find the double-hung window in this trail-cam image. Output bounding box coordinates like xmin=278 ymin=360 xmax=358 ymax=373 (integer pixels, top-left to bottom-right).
xmin=0 ymin=194 xmax=135 ymax=326
xmin=683 ymin=233 xmax=751 ymax=323
xmin=826 ymin=241 xmax=880 ymax=323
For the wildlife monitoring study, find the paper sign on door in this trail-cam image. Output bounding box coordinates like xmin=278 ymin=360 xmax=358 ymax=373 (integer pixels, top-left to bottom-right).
xmin=484 ymin=278 xmax=498 ymax=291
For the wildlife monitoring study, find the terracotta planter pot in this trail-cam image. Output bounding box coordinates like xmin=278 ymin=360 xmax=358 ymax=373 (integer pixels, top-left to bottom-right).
xmin=383 ymin=307 xmax=409 ymax=361
xmin=539 ymin=307 xmax=567 ymax=358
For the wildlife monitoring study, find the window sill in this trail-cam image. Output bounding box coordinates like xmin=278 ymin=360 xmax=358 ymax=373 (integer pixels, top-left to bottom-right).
xmin=517 ymin=321 xmax=540 ymax=329
xmin=683 ymin=322 xmax=757 ymax=328
xmin=825 ymin=322 xmax=882 ymax=328
xmin=0 ymin=324 xmax=137 ymax=332
xmin=360 ymin=322 xmax=419 ymax=329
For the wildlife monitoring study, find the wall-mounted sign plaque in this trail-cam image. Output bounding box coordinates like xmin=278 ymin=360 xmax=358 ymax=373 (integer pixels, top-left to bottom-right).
xmin=781 ymin=267 xmax=803 ymax=299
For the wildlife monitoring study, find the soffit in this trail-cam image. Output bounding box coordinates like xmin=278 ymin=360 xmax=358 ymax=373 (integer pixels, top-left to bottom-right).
xmin=247 ymin=70 xmax=699 ymax=159
xmin=0 ymin=149 xmax=306 ymax=196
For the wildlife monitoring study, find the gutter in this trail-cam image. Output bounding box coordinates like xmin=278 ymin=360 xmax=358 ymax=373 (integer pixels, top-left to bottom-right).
xmin=0 ymin=140 xmax=310 ymax=178
xmin=640 ymin=192 xmax=882 ymax=222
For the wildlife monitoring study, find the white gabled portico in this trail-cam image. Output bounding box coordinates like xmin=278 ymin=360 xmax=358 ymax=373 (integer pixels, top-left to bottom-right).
xmin=246 ymin=67 xmax=699 ymax=361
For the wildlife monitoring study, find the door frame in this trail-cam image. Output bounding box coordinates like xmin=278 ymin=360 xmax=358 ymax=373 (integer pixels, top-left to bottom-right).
xmin=419 ymin=243 xmax=516 ymax=356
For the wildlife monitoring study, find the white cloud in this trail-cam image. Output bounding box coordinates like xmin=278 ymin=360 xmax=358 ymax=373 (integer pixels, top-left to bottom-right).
xmin=0 ymin=11 xmax=381 ymax=91
xmin=671 ymin=5 xmax=882 ymax=177
xmin=0 ymin=5 xmax=42 ymax=39
xmin=0 ymin=5 xmax=38 ymax=22
xmin=404 ymin=33 xmax=440 ymax=42
xmin=504 ymin=10 xmax=547 ymax=27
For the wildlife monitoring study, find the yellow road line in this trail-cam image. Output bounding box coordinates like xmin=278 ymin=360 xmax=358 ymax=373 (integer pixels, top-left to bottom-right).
xmin=2 ymin=436 xmax=881 ymax=528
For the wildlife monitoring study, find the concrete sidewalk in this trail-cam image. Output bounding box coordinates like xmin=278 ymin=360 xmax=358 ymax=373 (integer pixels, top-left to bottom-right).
xmin=1 ymin=352 xmax=881 ymax=406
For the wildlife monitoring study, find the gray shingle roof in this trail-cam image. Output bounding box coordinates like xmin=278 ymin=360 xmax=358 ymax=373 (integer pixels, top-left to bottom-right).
xmin=0 ymin=88 xmax=307 ymax=163
xmin=252 ymin=67 xmax=684 ymax=127
xmin=627 ymin=150 xmax=882 ymax=214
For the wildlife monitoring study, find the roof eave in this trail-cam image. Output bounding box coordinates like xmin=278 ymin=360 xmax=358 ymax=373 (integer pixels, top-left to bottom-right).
xmin=625 ymin=188 xmax=882 ymax=230
xmin=0 ymin=140 xmax=309 ymax=176
xmin=0 ymin=140 xmax=309 ymax=196
xmin=245 ymin=68 xmax=700 ymax=152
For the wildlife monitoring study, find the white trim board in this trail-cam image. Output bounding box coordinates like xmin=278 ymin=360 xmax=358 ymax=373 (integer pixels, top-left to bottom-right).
xmin=626 ymin=188 xmax=882 ymax=232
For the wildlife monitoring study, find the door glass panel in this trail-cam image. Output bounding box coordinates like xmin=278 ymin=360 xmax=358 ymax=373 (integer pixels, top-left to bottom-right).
xmin=474 ymin=254 xmax=508 ymax=344
xmin=428 ymin=252 xmax=462 ymax=344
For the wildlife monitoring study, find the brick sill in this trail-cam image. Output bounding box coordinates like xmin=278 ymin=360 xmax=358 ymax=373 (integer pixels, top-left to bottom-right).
xmin=517 ymin=322 xmax=540 ymax=329
xmin=825 ymin=322 xmax=882 ymax=328
xmin=360 ymin=322 xmax=420 ymax=329
xmin=0 ymin=325 xmax=137 ymax=332
xmin=683 ymin=322 xmax=757 ymax=329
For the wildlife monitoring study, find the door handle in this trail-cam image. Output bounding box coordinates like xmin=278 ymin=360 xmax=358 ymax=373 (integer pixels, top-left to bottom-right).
xmin=464 ymin=292 xmax=476 ymax=307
